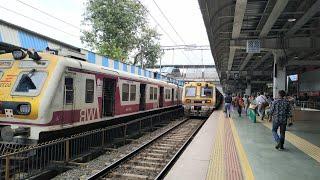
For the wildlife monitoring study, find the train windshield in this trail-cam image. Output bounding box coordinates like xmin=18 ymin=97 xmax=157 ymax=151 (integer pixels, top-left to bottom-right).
xmin=0 ymin=70 xmax=3 ymax=79
xmin=12 ymin=71 xmax=47 ymax=96
xmin=185 ymin=87 xmax=196 ymax=97
xmin=201 ymin=87 xmax=213 ymax=97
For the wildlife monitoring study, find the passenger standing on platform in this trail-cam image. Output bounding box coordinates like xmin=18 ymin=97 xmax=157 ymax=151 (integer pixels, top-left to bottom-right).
xmin=270 ymin=90 xmax=291 ymax=150
xmin=243 ymin=95 xmax=249 ymax=115
xmin=236 ymin=95 xmax=244 ymax=117
xmin=255 ymin=92 xmax=268 ymax=120
xmin=224 ymin=93 xmax=232 ymax=118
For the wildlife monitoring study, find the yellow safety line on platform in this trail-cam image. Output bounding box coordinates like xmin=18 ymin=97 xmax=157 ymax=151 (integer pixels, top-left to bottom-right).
xmin=206 ymin=113 xmax=225 ymax=180
xmin=229 ymin=117 xmax=255 ymax=180
xmin=260 ymin=120 xmax=320 ymax=163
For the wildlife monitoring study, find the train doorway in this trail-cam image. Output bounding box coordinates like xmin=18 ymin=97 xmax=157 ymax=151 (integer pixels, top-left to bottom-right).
xmin=140 ymin=84 xmax=146 ymax=111
xmin=159 ymin=87 xmax=164 ymax=107
xmin=171 ymin=89 xmax=174 ymax=104
xmin=102 ymin=78 xmax=116 ymax=116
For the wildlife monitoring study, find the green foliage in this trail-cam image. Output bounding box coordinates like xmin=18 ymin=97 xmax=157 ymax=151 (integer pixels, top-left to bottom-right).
xmin=81 ymin=0 xmax=162 ymax=66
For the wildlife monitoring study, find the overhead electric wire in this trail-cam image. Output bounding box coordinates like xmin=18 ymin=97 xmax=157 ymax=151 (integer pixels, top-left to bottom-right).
xmin=16 ymin=0 xmax=81 ymax=30
xmin=136 ymin=0 xmax=194 ymax=64
xmin=151 ymin=0 xmax=187 ymax=45
xmin=0 ymin=5 xmax=79 ymax=38
xmin=150 ymin=0 xmax=198 ymax=64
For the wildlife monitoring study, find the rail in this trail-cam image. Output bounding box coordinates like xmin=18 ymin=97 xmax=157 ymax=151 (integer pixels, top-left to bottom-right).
xmin=0 ymin=108 xmax=184 ymax=180
xmin=296 ymin=101 xmax=320 ymax=110
xmin=88 ymin=118 xmax=205 ymax=179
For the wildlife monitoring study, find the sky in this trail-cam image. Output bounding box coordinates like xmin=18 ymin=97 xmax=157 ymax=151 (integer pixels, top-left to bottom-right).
xmin=0 ymin=0 xmax=214 ymax=66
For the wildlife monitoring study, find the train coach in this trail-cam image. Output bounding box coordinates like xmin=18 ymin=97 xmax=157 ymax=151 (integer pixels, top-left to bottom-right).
xmin=182 ymin=81 xmax=222 ymax=117
xmin=0 ymin=49 xmax=182 ymax=144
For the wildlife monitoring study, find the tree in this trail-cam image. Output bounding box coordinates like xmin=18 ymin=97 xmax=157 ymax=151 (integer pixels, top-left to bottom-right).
xmin=81 ymin=0 xmax=162 ymax=67
xmin=133 ymin=27 xmax=163 ymax=68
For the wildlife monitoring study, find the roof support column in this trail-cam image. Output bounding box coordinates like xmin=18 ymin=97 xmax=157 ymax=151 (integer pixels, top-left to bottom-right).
xmin=273 ymin=51 xmax=286 ymax=98
xmin=245 ymin=76 xmax=251 ymax=96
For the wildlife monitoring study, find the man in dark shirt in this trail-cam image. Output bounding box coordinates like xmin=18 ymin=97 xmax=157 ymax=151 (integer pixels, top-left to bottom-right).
xmin=224 ymin=93 xmax=232 ymax=117
xmin=270 ymin=90 xmax=291 ymax=150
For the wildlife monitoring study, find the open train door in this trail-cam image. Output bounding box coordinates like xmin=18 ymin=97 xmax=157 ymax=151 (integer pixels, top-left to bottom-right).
xmin=102 ymin=78 xmax=116 ymax=116
xmin=63 ymin=75 xmax=76 ymax=124
xmin=171 ymin=88 xmax=174 ymax=104
xmin=159 ymin=87 xmax=164 ymax=107
xmin=139 ymin=84 xmax=146 ymax=111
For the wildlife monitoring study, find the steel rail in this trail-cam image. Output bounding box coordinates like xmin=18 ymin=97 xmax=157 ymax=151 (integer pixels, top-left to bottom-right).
xmin=87 ymin=118 xmax=192 ymax=180
xmin=155 ymin=119 xmax=206 ymax=179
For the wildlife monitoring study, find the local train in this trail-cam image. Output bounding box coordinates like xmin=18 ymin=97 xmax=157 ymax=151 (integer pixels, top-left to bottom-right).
xmin=182 ymin=81 xmax=222 ymax=117
xmin=0 ymin=49 xmax=182 ymax=144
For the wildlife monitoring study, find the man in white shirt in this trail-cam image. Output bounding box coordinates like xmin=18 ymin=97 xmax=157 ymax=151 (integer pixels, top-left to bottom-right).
xmin=255 ymin=92 xmax=268 ymax=120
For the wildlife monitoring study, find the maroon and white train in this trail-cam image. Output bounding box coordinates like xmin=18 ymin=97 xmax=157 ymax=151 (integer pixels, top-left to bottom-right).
xmin=0 ymin=50 xmax=182 ymax=143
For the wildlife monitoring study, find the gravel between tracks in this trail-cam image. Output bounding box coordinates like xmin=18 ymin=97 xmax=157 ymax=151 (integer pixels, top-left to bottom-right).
xmin=53 ymin=120 xmax=183 ymax=180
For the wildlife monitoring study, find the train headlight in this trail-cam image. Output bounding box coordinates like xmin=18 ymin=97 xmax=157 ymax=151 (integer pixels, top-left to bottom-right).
xmin=186 ymin=99 xmax=191 ymax=103
xmin=12 ymin=50 xmax=27 ymax=60
xmin=205 ymin=100 xmax=211 ymax=103
xmin=18 ymin=104 xmax=31 ymax=115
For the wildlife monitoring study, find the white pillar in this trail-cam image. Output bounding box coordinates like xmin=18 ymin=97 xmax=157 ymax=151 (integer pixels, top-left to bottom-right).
xmin=273 ymin=51 xmax=286 ymax=98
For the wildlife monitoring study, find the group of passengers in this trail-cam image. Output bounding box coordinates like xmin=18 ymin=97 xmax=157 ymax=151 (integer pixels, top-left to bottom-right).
xmin=224 ymin=90 xmax=296 ymax=150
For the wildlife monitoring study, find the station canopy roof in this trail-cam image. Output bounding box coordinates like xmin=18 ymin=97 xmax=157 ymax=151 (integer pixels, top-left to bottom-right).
xmin=198 ymin=0 xmax=320 ymax=85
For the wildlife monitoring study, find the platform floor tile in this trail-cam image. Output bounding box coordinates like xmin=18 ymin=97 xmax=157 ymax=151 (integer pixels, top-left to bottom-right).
xmin=233 ymin=113 xmax=320 ymax=180
xmin=164 ymin=112 xmax=221 ymax=180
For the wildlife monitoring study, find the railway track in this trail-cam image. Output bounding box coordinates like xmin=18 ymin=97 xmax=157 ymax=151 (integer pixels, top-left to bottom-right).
xmin=0 ymin=108 xmax=184 ymax=180
xmin=88 ymin=118 xmax=205 ymax=180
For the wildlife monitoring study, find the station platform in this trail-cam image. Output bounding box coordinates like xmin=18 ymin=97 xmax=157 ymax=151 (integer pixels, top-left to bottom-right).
xmin=165 ymin=109 xmax=320 ymax=180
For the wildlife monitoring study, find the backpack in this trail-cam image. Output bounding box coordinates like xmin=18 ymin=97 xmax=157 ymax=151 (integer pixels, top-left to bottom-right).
xmin=225 ymin=96 xmax=232 ymax=103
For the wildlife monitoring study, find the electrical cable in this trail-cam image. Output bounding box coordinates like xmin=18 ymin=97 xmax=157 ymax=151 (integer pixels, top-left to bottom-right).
xmin=136 ymin=0 xmax=195 ymax=65
xmin=152 ymin=0 xmax=199 ymax=63
xmin=16 ymin=0 xmax=81 ymax=30
xmin=0 ymin=5 xmax=79 ymax=38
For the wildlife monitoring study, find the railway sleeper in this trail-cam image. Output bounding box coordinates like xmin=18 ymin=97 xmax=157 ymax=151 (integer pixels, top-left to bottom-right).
xmin=109 ymin=172 xmax=149 ymax=180
xmin=122 ymin=164 xmax=158 ymax=171
xmin=137 ymin=156 xmax=164 ymax=162
xmin=130 ymin=160 xmax=166 ymax=167
xmin=152 ymin=145 xmax=173 ymax=150
xmin=148 ymin=149 xmax=168 ymax=153
xmin=141 ymin=152 xmax=165 ymax=158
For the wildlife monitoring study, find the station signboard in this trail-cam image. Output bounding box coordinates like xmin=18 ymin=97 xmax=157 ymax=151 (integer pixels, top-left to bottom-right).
xmin=246 ymin=39 xmax=260 ymax=53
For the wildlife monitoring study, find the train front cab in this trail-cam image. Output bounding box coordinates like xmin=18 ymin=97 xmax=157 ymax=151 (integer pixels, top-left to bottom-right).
xmin=183 ymin=82 xmax=216 ymax=117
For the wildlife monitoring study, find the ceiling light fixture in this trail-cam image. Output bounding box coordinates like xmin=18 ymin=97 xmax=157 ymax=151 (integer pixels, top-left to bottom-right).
xmin=288 ymin=18 xmax=296 ymax=22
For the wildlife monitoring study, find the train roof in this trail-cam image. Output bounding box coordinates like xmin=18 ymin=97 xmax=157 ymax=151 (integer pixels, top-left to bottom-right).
xmin=0 ymin=52 xmax=179 ymax=88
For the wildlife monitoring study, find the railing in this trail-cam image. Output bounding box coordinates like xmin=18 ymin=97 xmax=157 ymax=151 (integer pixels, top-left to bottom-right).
xmin=295 ymin=101 xmax=320 ymax=110
xmin=0 ymin=108 xmax=184 ymax=180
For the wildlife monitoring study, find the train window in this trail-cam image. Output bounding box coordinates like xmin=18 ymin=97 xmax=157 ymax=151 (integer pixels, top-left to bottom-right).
xmin=185 ymin=87 xmax=196 ymax=97
xmin=201 ymin=87 xmax=213 ymax=97
xmin=165 ymin=89 xmax=171 ymax=99
xmin=122 ymin=83 xmax=129 ymax=101
xmin=12 ymin=71 xmax=47 ymax=96
xmin=130 ymin=84 xmax=136 ymax=101
xmin=0 ymin=71 xmax=3 ymax=79
xmin=85 ymin=79 xmax=95 ymax=103
xmin=149 ymin=87 xmax=154 ymax=100
xmin=153 ymin=88 xmax=158 ymax=100
xmin=65 ymin=77 xmax=74 ymax=104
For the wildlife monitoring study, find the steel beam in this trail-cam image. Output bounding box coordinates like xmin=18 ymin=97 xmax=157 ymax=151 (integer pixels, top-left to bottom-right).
xmin=230 ymin=37 xmax=320 ymax=50
xmin=259 ymin=0 xmax=289 ymax=37
xmin=239 ymin=0 xmax=288 ymax=71
xmin=252 ymin=51 xmax=273 ymax=69
xmin=287 ymin=60 xmax=320 ymax=66
xmin=239 ymin=53 xmax=253 ymax=71
xmin=228 ymin=0 xmax=247 ymax=71
xmin=286 ymin=0 xmax=320 ymax=36
xmin=152 ymin=65 xmax=215 ymax=68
